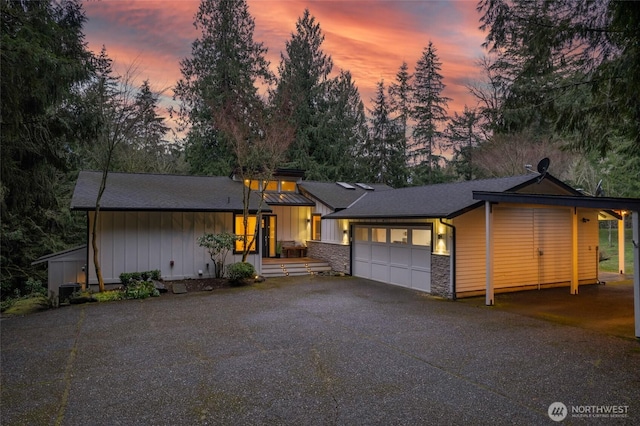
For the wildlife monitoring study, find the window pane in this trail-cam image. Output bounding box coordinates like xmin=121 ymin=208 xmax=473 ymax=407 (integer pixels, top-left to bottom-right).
xmin=355 ymin=227 xmax=368 ymax=241
xmin=371 ymin=228 xmax=387 ymax=243
xmin=390 ymin=228 xmax=407 ymax=244
xmin=235 ymin=215 xmax=257 ymax=252
xmin=264 ymin=181 xmax=278 ymax=191
xmin=412 ymin=229 xmax=431 ymax=246
xmin=312 ymin=215 xmax=321 ymax=240
xmin=281 ymin=181 xmax=296 ymax=192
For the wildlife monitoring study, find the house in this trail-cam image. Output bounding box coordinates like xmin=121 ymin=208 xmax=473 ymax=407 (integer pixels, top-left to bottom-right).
xmin=39 ymin=168 xmax=640 ymax=335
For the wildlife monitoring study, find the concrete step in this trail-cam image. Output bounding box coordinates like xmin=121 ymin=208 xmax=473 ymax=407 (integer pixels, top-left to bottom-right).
xmin=261 ymin=261 xmax=331 ymax=277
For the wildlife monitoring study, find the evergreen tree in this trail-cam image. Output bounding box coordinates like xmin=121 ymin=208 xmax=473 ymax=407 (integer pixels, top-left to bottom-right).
xmin=314 ymin=70 xmax=367 ymax=181
xmin=410 ymin=41 xmax=450 ymax=183
xmin=388 ymin=61 xmax=413 ymax=154
xmin=1 ymin=0 xmax=91 ymax=295
xmin=478 ymin=0 xmax=640 ymax=157
xmin=444 ymin=106 xmax=484 ymax=181
xmin=272 ymin=9 xmax=333 ymax=176
xmin=360 ymin=81 xmax=407 ymax=187
xmin=174 ymin=0 xmax=272 ymax=176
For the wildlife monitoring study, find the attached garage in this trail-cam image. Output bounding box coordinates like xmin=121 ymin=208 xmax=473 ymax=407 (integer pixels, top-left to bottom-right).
xmin=352 ymin=224 xmax=432 ymax=292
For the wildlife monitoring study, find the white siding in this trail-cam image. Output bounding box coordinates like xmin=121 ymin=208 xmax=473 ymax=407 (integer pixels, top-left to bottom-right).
xmin=87 ymin=211 xmax=248 ymax=283
xmin=270 ymin=206 xmax=312 ymax=243
xmin=578 ymin=209 xmax=599 ymax=281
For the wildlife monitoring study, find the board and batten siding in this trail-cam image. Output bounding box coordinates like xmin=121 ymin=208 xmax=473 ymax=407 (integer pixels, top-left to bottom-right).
xmin=269 ymin=206 xmax=311 ymax=243
xmin=87 ymin=211 xmax=259 ymax=284
xmin=454 ymin=205 xmax=600 ymax=295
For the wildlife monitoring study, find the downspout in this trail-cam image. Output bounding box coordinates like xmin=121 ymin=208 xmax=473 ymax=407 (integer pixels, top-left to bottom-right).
xmin=439 ymin=218 xmax=456 ymax=300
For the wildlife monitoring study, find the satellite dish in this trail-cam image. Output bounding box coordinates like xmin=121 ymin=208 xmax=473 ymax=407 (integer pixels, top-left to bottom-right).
xmin=595 ymin=179 xmax=604 ymax=197
xmin=536 ymin=157 xmax=550 ymax=183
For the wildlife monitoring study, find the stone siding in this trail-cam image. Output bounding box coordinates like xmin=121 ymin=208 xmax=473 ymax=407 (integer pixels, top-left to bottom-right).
xmin=307 ymin=241 xmax=350 ymax=274
xmin=431 ymin=254 xmax=452 ymax=299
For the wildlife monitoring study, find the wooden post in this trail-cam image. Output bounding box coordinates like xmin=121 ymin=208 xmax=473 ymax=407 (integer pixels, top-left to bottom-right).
xmin=571 ymin=208 xmax=579 ymax=295
xmin=618 ymin=214 xmax=626 ymax=274
xmin=632 ymin=211 xmax=639 ymax=338
xmin=485 ymin=201 xmax=494 ymax=306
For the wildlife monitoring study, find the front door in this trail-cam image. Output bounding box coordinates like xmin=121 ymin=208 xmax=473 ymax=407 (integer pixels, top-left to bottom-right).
xmin=262 ymin=215 xmax=277 ymax=258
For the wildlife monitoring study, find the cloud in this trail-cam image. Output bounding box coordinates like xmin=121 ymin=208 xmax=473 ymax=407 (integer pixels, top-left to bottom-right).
xmin=82 ymin=0 xmax=488 ymax=122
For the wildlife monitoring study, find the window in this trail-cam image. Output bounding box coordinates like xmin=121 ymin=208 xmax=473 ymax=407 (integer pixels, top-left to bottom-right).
xmin=234 ymin=214 xmax=258 ymax=253
xmin=371 ymin=228 xmax=387 ymax=243
xmin=264 ymin=181 xmax=278 ymax=191
xmin=355 ymin=227 xmax=369 ymax=241
xmin=390 ymin=228 xmax=408 ymax=244
xmin=281 ymin=181 xmax=296 ymax=192
xmin=412 ymin=229 xmax=431 ymax=246
xmin=311 ymin=214 xmax=321 ymax=240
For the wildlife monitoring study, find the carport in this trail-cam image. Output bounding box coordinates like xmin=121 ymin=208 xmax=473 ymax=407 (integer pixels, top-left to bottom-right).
xmin=473 ymin=191 xmax=640 ymax=338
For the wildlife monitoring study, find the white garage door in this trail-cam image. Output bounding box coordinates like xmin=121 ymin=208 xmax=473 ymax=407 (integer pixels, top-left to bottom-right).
xmin=353 ymin=225 xmax=432 ymax=292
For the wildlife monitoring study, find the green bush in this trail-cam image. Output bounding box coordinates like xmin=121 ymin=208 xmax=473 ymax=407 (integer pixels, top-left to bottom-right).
xmin=119 ymin=270 xmax=161 ymax=285
xmin=123 ymin=280 xmax=160 ymax=299
xmin=227 ymin=262 xmax=255 ymax=286
xmin=93 ymin=290 xmax=124 ymax=302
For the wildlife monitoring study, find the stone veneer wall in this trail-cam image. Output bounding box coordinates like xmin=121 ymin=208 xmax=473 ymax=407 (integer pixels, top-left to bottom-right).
xmin=430 ymin=254 xmax=452 ymax=299
xmin=307 ymin=241 xmax=350 ymax=274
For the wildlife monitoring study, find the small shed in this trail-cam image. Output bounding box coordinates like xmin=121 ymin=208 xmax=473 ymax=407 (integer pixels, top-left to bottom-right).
xmin=32 ymin=245 xmax=86 ymax=301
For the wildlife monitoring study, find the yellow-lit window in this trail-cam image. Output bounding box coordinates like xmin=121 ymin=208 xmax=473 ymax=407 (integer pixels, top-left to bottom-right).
xmin=390 ymin=228 xmax=408 ymax=244
xmin=235 ymin=214 xmax=258 ymax=253
xmin=264 ymin=181 xmax=278 ymax=191
xmin=281 ymin=181 xmax=296 ymax=192
xmin=311 ymin=214 xmax=321 ymax=240
xmin=372 ymin=228 xmax=387 ymax=243
xmin=355 ymin=227 xmax=368 ymax=241
xmin=245 ymin=180 xmax=260 ymax=190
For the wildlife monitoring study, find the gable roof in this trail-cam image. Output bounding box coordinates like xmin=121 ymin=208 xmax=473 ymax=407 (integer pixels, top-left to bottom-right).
xmin=324 ymin=174 xmax=575 ymax=220
xmin=71 ymin=171 xmax=269 ymax=213
xmin=298 ymin=181 xmax=394 ymax=211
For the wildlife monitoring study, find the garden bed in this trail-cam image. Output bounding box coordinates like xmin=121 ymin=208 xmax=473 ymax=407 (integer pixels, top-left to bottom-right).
xmin=164 ymin=277 xmax=232 ymax=294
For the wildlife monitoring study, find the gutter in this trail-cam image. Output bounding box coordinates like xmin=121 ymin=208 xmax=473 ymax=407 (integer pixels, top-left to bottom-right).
xmin=439 ymin=218 xmax=456 ymax=300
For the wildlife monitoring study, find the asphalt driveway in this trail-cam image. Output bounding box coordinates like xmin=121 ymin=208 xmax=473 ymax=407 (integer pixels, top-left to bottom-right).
xmin=2 ymin=276 xmax=639 ymax=425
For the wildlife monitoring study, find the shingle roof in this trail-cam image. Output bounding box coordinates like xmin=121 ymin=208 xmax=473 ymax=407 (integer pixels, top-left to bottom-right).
xmin=71 ymin=171 xmax=269 ymax=212
xmin=324 ymin=175 xmax=549 ymax=219
xmin=298 ymin=181 xmax=394 ymax=210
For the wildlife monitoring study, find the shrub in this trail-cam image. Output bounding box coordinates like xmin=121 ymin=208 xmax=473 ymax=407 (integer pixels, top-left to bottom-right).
xmin=25 ymin=278 xmax=47 ymax=296
xmin=93 ymin=290 xmax=124 ymax=302
xmin=120 ymin=270 xmax=161 ymax=285
xmin=123 ymin=280 xmax=160 ymax=299
xmin=227 ymin=262 xmax=255 ymax=286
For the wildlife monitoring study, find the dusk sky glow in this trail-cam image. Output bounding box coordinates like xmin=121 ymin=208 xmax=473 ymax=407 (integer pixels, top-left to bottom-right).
xmin=82 ymin=0 xmax=489 ymax=130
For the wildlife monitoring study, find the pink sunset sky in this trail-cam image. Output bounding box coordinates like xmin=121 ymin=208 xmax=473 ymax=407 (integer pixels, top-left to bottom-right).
xmin=82 ymin=0 xmax=489 ymax=133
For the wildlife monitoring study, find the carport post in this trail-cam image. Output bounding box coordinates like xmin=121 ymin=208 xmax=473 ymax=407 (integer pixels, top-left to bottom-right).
xmin=485 ymin=201 xmax=494 ymax=306
xmin=633 ymin=211 xmax=639 ymax=338
xmin=571 ymin=208 xmax=579 ymax=295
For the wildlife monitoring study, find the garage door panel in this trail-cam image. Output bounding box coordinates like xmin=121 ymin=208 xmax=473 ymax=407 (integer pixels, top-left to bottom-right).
xmin=371 ymin=245 xmax=389 ymax=262
xmin=389 ymin=246 xmax=410 ymax=266
xmin=390 ymin=266 xmax=409 ymax=287
xmin=411 ymin=248 xmax=431 ymax=270
xmin=411 ymin=270 xmax=430 ymax=292
xmin=371 ymin=263 xmax=389 ymax=282
xmin=354 ymin=243 xmax=371 ymax=261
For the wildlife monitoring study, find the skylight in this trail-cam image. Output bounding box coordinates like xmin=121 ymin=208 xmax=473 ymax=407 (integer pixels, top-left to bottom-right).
xmin=336 ymin=182 xmax=356 ymax=190
xmin=355 ymin=183 xmax=374 ymax=190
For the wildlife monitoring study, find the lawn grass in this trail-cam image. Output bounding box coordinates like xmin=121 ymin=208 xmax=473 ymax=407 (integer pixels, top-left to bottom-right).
xmin=599 ymin=226 xmax=634 ymax=273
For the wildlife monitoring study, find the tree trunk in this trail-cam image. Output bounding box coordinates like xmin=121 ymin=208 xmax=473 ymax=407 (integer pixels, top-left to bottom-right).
xmin=91 ymin=209 xmax=105 ymax=292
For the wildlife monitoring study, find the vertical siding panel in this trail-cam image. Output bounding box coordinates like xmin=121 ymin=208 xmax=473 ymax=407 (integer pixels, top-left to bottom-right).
xmin=137 ymin=212 xmax=149 ymax=272
xmin=578 ymin=209 xmax=599 ymax=281
xmin=148 ymin=212 xmax=162 ymax=274
xmin=161 ymin=212 xmax=172 ymax=279
xmin=494 ymin=207 xmax=537 ymax=288
xmin=125 ymin=212 xmax=137 ymax=273
xmin=454 ymin=208 xmax=486 ymax=293
xmin=172 ymin=212 xmax=183 ymax=278
xmin=183 ymin=212 xmax=195 ymax=278
xmin=536 ymin=208 xmax=572 ymax=284
xmin=102 ymin=212 xmax=116 ymax=282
